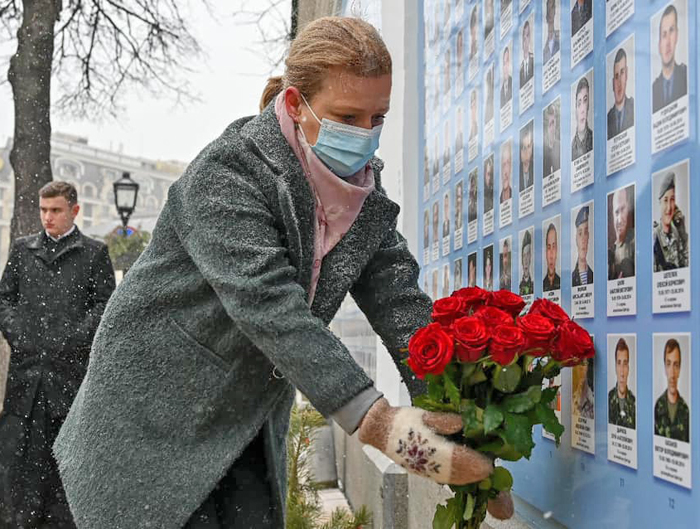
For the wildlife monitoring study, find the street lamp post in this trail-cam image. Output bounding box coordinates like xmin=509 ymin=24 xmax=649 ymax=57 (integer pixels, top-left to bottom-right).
xmin=113 ymin=171 xmax=139 ymax=235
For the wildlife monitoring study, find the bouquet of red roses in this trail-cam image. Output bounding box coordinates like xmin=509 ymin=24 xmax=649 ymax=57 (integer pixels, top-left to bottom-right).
xmin=406 ymin=287 xmax=594 ymax=529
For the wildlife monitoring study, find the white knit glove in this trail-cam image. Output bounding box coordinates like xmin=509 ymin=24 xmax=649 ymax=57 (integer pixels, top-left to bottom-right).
xmin=358 ymin=398 xmax=493 ymax=485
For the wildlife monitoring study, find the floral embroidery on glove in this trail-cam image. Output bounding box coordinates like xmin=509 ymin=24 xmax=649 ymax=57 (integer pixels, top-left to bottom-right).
xmin=396 ymin=428 xmax=441 ymax=475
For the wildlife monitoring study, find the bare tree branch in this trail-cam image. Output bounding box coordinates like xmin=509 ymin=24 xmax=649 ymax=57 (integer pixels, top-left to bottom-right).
xmin=231 ymin=0 xmax=292 ymax=74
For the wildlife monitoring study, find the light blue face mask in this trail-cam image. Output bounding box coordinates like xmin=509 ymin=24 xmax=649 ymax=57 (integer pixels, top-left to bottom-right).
xmin=300 ymin=93 xmax=383 ymax=178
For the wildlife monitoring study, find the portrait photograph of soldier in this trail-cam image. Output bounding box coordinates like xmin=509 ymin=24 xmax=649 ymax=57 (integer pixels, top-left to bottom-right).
xmin=484 ymin=154 xmax=495 ymax=213
xmin=653 ymin=166 xmax=689 ymax=272
xmin=654 ymin=336 xmax=690 ymax=442
xmin=423 ymin=149 xmax=431 ymax=192
xmin=468 ymin=252 xmax=478 ymax=288
xmin=571 ymin=0 xmax=592 ymax=37
xmin=608 ymin=336 xmax=636 ymax=429
xmin=484 ymin=0 xmax=495 ymax=40
xmin=519 ymin=228 xmax=534 ymax=296
xmin=469 ymin=5 xmax=479 ymax=61
xmin=442 ymin=120 xmax=451 ymax=168
xmin=484 ymin=245 xmax=494 ymax=291
xmin=468 ymin=168 xmax=478 ymax=223
xmin=432 ymin=269 xmax=439 ymax=301
xmin=501 ymin=44 xmax=513 ymax=107
xmin=573 ymin=358 xmax=595 ymax=420
xmin=455 ymin=105 xmax=464 ymax=154
xmin=443 ymin=48 xmax=451 ymax=96
xmin=519 ymin=17 xmax=534 ymax=87
xmin=572 ymin=73 xmax=593 ymax=161
xmin=469 ymin=89 xmax=479 ymax=140
xmin=432 ymin=200 xmax=440 ymax=246
xmin=432 ymin=136 xmax=440 ymax=178
xmin=572 ymin=204 xmax=594 ymax=287
xmin=543 ymin=100 xmax=561 ymax=177
xmin=423 ymin=209 xmax=430 ymax=251
xmin=499 ymin=236 xmax=512 ymax=291
xmin=542 ymin=0 xmax=561 ymax=64
xmin=455 ymin=180 xmax=464 ymax=233
xmin=651 ymin=1 xmax=688 ymax=113
xmin=519 ymin=120 xmax=534 ymax=191
xmin=442 ymin=264 xmax=451 ymax=298
xmin=607 ymin=39 xmax=635 ymax=140
xmin=500 ymin=139 xmax=513 ymax=203
xmin=454 ymin=258 xmax=464 ymax=290
xmin=543 ymin=218 xmax=561 ymax=292
xmin=442 ymin=191 xmax=451 ymax=240
xmin=484 ymin=65 xmax=495 ymax=124
xmin=608 ymin=184 xmax=635 ymax=280
xmin=456 ymin=28 xmax=465 ymax=94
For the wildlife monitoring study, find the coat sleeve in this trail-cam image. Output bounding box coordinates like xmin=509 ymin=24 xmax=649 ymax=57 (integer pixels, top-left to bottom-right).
xmin=350 ymin=226 xmax=433 ymax=402
xmin=75 ymin=244 xmax=116 ymax=347
xmin=0 ymin=241 xmax=21 ymax=345
xmin=173 ymin=161 xmax=375 ymax=419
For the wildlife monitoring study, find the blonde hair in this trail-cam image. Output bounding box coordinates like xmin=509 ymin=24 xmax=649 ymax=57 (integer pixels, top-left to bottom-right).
xmin=259 ymin=17 xmax=392 ymax=111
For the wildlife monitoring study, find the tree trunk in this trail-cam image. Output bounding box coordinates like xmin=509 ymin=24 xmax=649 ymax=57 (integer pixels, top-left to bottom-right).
xmin=7 ymin=0 xmax=61 ymax=243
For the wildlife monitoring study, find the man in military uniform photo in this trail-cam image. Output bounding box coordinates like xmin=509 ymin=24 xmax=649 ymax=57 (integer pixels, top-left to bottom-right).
xmin=572 ymin=76 xmax=593 ymax=161
xmin=608 ymin=185 xmax=635 ymax=280
xmin=519 ymin=230 xmax=534 ymax=296
xmin=573 ymin=359 xmax=594 ymax=420
xmin=608 ymin=338 xmax=636 ymax=429
xmin=543 ymin=223 xmax=561 ymax=291
xmin=653 ymin=172 xmax=688 ymax=272
xmin=500 ymin=239 xmax=512 ymax=291
xmin=500 ymin=141 xmax=513 ymax=203
xmin=652 ymin=4 xmax=688 ymax=113
xmin=654 ymin=339 xmax=689 ymax=442
xmin=572 ymin=206 xmax=593 ymax=287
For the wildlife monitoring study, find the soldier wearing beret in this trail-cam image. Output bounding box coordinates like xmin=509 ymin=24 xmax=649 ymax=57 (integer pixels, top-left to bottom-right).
xmin=608 ymin=338 xmax=636 ymax=429
xmin=654 ymin=339 xmax=689 ymax=442
xmin=519 ymin=230 xmax=534 ymax=296
xmin=572 ymin=206 xmax=593 ymax=287
xmin=653 ymin=172 xmax=688 ymax=272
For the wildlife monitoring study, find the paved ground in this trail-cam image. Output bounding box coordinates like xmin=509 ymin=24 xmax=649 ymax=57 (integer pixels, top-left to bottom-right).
xmin=318 ymin=487 xmax=352 ymax=524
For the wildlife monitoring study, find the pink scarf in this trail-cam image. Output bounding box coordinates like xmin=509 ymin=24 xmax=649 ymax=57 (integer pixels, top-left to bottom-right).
xmin=274 ymin=92 xmax=375 ymax=303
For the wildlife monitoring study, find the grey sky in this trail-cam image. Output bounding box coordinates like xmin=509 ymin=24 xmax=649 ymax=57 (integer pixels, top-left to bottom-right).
xmin=0 ymin=3 xmax=289 ymax=164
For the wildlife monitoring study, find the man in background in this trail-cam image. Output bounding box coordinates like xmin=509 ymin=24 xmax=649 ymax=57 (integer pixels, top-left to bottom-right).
xmin=543 ymin=0 xmax=560 ymax=63
xmin=572 ymin=76 xmax=593 ymax=160
xmin=519 ymin=231 xmax=534 ymax=296
xmin=571 ymin=0 xmax=592 ymax=36
xmin=572 ymin=206 xmax=593 ymax=287
xmin=653 ymin=172 xmax=688 ymax=271
xmin=520 ymin=124 xmax=534 ymax=191
xmin=519 ymin=19 xmax=534 ymax=86
xmin=543 ymin=223 xmax=561 ymax=291
xmin=608 ymin=186 xmax=635 ymax=280
xmin=0 ymin=182 xmax=115 ymax=528
xmin=501 ymin=46 xmax=513 ymax=106
xmin=500 ymin=239 xmax=512 ymax=291
xmin=543 ymin=104 xmax=561 ymax=176
xmin=607 ymin=47 xmax=635 ymax=139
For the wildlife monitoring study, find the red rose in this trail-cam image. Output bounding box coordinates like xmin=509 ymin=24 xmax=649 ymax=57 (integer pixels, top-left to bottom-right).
xmin=431 ymin=297 xmax=468 ymax=325
xmin=407 ymin=323 xmax=455 ymax=379
xmin=489 ymin=325 xmax=526 ymax=366
xmin=552 ymin=320 xmax=594 ymax=362
xmin=528 ymin=299 xmax=570 ymax=326
xmin=452 ymin=287 xmax=491 ymax=313
xmin=488 ymin=290 xmax=526 ymax=317
xmin=518 ymin=313 xmax=555 ymax=355
xmin=452 ymin=316 xmax=490 ymax=362
xmin=474 ymin=306 xmax=514 ymax=329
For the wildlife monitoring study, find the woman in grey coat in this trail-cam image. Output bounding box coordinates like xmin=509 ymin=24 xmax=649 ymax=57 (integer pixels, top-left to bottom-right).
xmin=54 ymin=17 xmax=512 ymax=528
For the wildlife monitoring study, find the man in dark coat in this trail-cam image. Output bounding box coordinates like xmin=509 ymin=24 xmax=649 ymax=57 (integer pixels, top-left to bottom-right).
xmin=652 ymin=4 xmax=688 ymax=113
xmin=571 ymin=0 xmax=592 ymax=36
xmin=0 ymin=181 xmax=115 ymax=528
xmin=607 ymin=48 xmax=635 ymax=140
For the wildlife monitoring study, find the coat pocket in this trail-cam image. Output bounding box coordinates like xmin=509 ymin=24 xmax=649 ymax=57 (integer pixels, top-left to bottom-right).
xmin=167 ymin=317 xmax=231 ymax=372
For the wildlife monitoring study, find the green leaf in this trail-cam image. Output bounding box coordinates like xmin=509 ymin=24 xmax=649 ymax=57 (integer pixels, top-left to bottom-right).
xmin=478 ymin=478 xmax=492 ymax=491
xmin=476 ymin=437 xmax=504 ymax=453
xmin=412 ymin=394 xmax=458 ymax=413
xmin=501 ymin=385 xmax=542 ymax=413
xmin=427 ymin=374 xmax=445 ymax=401
xmin=432 ymin=504 xmax=452 ymax=529
xmin=460 ymin=399 xmax=484 ymax=438
xmin=460 ymin=362 xmax=477 ymax=382
xmin=501 ymin=412 xmax=536 ymax=458
xmin=540 ymin=386 xmax=559 ymax=405
xmin=491 ymin=467 xmax=514 ymax=491
xmin=464 ymin=493 xmax=475 ymax=521
xmin=535 ymin=402 xmax=565 ymax=443
xmin=444 ymin=371 xmax=461 ymax=407
xmin=483 ymin=405 xmax=505 ymax=434
xmin=494 ymin=441 xmax=523 ymax=461
xmin=467 ymin=367 xmax=488 ymax=385
xmin=492 ymin=364 xmax=522 ymax=393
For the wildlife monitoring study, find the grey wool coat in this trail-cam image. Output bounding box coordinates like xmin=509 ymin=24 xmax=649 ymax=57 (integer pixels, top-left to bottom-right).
xmin=54 ymin=102 xmax=432 ymax=529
